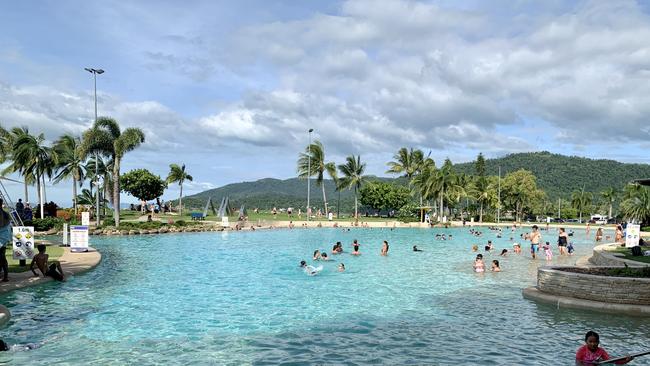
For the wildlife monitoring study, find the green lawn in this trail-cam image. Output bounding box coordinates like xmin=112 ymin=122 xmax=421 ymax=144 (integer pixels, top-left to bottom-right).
xmin=4 ymin=244 xmax=64 ymax=273
xmin=116 ymin=209 xmax=403 ymax=223
xmin=609 ymin=246 xmax=650 ymax=264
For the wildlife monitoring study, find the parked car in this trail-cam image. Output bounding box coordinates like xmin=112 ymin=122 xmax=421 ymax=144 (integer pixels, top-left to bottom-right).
xmin=552 ymin=218 xmax=564 ymax=223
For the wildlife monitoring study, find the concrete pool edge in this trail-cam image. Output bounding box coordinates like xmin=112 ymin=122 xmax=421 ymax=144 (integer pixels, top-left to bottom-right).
xmin=0 ymin=247 xmax=102 ymax=295
xmin=522 ymin=287 xmax=650 ymax=316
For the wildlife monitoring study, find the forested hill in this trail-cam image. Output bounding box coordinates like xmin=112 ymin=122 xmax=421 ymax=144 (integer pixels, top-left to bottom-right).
xmin=180 ymin=152 xmax=650 ymax=210
xmin=180 ymin=176 xmax=403 ymax=212
xmin=453 ymin=151 xmax=650 ymax=199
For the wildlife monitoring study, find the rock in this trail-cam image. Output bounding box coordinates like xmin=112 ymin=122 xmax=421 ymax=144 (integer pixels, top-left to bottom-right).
xmin=120 ymin=230 xmax=128 ymax=235
xmin=139 ymin=230 xmax=147 ymax=235
xmin=159 ymin=227 xmax=169 ymax=234
xmin=128 ymin=230 xmax=137 ymax=235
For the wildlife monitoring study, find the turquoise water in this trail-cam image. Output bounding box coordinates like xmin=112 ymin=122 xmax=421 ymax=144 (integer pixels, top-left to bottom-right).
xmin=1 ymin=227 xmax=649 ymax=365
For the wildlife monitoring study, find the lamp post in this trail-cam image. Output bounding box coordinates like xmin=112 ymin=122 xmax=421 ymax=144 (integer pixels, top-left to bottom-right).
xmin=307 ymin=128 xmax=313 ymax=221
xmin=85 ymin=67 xmax=104 ymax=226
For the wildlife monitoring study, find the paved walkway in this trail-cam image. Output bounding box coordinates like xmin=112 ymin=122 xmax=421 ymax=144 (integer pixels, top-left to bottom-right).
xmin=0 ymin=247 xmax=101 ymax=294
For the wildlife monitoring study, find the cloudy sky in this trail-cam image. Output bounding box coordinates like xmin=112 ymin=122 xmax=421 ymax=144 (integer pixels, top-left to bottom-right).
xmin=1 ymin=0 xmax=650 ymax=206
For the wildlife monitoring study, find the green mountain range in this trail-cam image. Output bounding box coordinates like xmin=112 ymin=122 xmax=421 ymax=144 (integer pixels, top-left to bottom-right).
xmin=180 ymin=151 xmax=650 ymax=212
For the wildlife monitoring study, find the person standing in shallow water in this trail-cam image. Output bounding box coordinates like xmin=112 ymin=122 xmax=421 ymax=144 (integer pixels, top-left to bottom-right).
xmin=529 ymin=225 xmax=541 ymax=259
xmin=380 ymin=240 xmax=389 ymax=256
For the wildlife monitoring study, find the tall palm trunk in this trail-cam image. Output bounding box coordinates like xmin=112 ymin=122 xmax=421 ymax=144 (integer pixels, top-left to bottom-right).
xmin=439 ymin=187 xmax=444 ymax=221
xmin=37 ymin=174 xmax=44 ymax=219
xmin=23 ymin=181 xmax=29 ymax=203
xmin=113 ymin=158 xmax=121 ymax=227
xmin=73 ymin=177 xmax=78 ymax=215
xmin=42 ymin=175 xmax=47 ymax=203
xmin=354 ymin=187 xmax=358 ymax=221
xmin=479 ymin=202 xmax=484 ymax=223
xmin=179 ymin=181 xmax=183 ymax=216
xmin=608 ymin=204 xmax=613 ymax=219
xmin=321 ymin=184 xmax=328 ymax=216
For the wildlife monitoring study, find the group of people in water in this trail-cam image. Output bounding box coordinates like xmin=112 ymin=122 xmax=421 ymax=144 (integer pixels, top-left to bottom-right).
xmin=470 ymin=225 xmax=590 ymax=273
xmin=301 ymin=239 xmax=394 ymax=275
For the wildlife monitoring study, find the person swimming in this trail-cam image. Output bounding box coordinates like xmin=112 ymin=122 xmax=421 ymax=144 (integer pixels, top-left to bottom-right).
xmin=338 ymin=263 xmax=345 ymax=272
xmin=413 ymin=245 xmax=423 ymax=252
xmin=300 ymin=260 xmax=322 ymax=276
xmin=500 ymin=249 xmax=508 ymax=256
xmin=321 ymin=252 xmax=331 ymax=261
xmin=313 ymin=250 xmax=322 ymax=260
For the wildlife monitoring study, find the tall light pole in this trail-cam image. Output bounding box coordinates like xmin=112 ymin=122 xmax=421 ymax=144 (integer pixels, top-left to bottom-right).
xmin=307 ymin=128 xmax=313 ymax=221
xmin=85 ymin=67 xmax=104 ymax=226
xmin=497 ymin=166 xmax=501 ymax=224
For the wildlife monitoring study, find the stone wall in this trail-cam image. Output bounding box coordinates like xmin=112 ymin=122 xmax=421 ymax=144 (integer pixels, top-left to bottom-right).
xmin=537 ymin=266 xmax=650 ymax=305
xmin=589 ymin=243 xmax=650 ymax=267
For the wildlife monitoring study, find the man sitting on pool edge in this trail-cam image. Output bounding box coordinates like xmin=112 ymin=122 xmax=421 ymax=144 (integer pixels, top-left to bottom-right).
xmin=30 ymin=244 xmax=65 ymax=281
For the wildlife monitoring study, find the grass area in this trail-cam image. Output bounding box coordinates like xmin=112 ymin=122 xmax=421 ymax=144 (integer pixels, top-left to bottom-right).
xmin=116 ymin=209 xmax=401 ymax=223
xmin=4 ymin=244 xmax=64 ymax=273
xmin=609 ymin=246 xmax=650 ymax=264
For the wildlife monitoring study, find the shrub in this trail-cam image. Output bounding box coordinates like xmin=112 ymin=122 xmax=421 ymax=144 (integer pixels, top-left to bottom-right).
xmin=606 ymin=266 xmax=650 ymax=278
xmin=642 ymin=226 xmax=650 ymax=232
xmin=26 ymin=217 xmax=65 ymax=231
xmin=56 ymin=209 xmax=74 ymax=221
xmin=175 ymin=220 xmax=187 ymax=227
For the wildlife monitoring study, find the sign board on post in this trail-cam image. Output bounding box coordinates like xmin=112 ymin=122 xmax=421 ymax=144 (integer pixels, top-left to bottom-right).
xmin=70 ymin=226 xmax=89 ymax=252
xmin=12 ymin=226 xmax=35 ymax=260
xmin=625 ymin=224 xmax=641 ymax=248
xmin=62 ymin=223 xmax=68 ymax=246
xmin=221 ymin=216 xmax=230 ymax=228
xmin=81 ymin=212 xmax=90 ymax=226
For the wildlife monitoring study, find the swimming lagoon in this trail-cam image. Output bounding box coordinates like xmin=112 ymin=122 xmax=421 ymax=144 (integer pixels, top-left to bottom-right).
xmin=1 ymin=227 xmax=649 ymax=365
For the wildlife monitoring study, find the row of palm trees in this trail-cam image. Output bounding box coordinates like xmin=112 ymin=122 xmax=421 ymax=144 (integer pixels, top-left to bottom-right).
xmin=298 ymin=143 xmax=650 ymax=224
xmin=0 ymin=118 xmax=194 ymax=227
xmin=297 ymin=141 xmax=367 ymax=218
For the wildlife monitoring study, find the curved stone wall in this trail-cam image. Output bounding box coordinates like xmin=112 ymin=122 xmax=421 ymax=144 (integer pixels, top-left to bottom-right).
xmin=588 ymin=243 xmax=650 ymax=267
xmin=537 ymin=266 xmax=650 ymax=305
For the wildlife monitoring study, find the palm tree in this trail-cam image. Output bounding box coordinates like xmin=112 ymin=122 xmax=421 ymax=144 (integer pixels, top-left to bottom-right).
xmin=297 ymin=140 xmax=336 ymax=216
xmin=84 ymin=155 xmax=113 ymax=215
xmin=386 ymin=147 xmax=424 ymax=180
xmin=9 ymin=131 xmax=55 ymax=218
xmin=81 ymin=117 xmax=145 ymax=227
xmin=1 ymin=127 xmax=37 ymax=202
xmin=337 ymin=155 xmax=367 ymax=220
xmin=601 ymin=187 xmax=618 ymax=220
xmin=167 ymin=163 xmax=193 ymax=216
xmin=387 ymin=147 xmax=428 ymax=219
xmin=434 ymin=158 xmax=455 ymax=221
xmin=571 ymin=186 xmax=593 ymax=223
xmin=53 ymin=134 xmax=86 ymax=215
xmin=620 ymin=186 xmax=650 ymax=225
xmin=472 ymin=176 xmax=497 ymax=223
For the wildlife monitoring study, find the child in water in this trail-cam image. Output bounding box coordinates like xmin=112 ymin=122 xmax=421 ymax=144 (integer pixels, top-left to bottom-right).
xmin=491 ymin=260 xmax=501 ymax=272
xmin=337 ymin=263 xmax=345 ymax=272
xmin=473 ymin=254 xmax=485 ymax=273
xmin=543 ymin=241 xmax=553 ymax=261
xmin=567 ymin=242 xmax=575 ymax=255
xmin=575 ymin=331 xmax=632 ymax=365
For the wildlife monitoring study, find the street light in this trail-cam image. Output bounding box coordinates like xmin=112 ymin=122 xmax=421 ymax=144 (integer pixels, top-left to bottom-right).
xmin=307 ymin=128 xmax=313 ymax=221
xmin=85 ymin=67 xmax=104 ymax=226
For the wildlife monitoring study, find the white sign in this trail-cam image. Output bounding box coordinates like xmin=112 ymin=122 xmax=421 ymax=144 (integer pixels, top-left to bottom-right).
xmin=625 ymin=224 xmax=641 ymax=248
xmin=62 ymin=223 xmax=68 ymax=246
xmin=221 ymin=216 xmax=230 ymax=228
xmin=70 ymin=226 xmax=89 ymax=252
xmin=12 ymin=226 xmax=35 ymax=260
xmin=81 ymin=212 xmax=90 ymax=226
